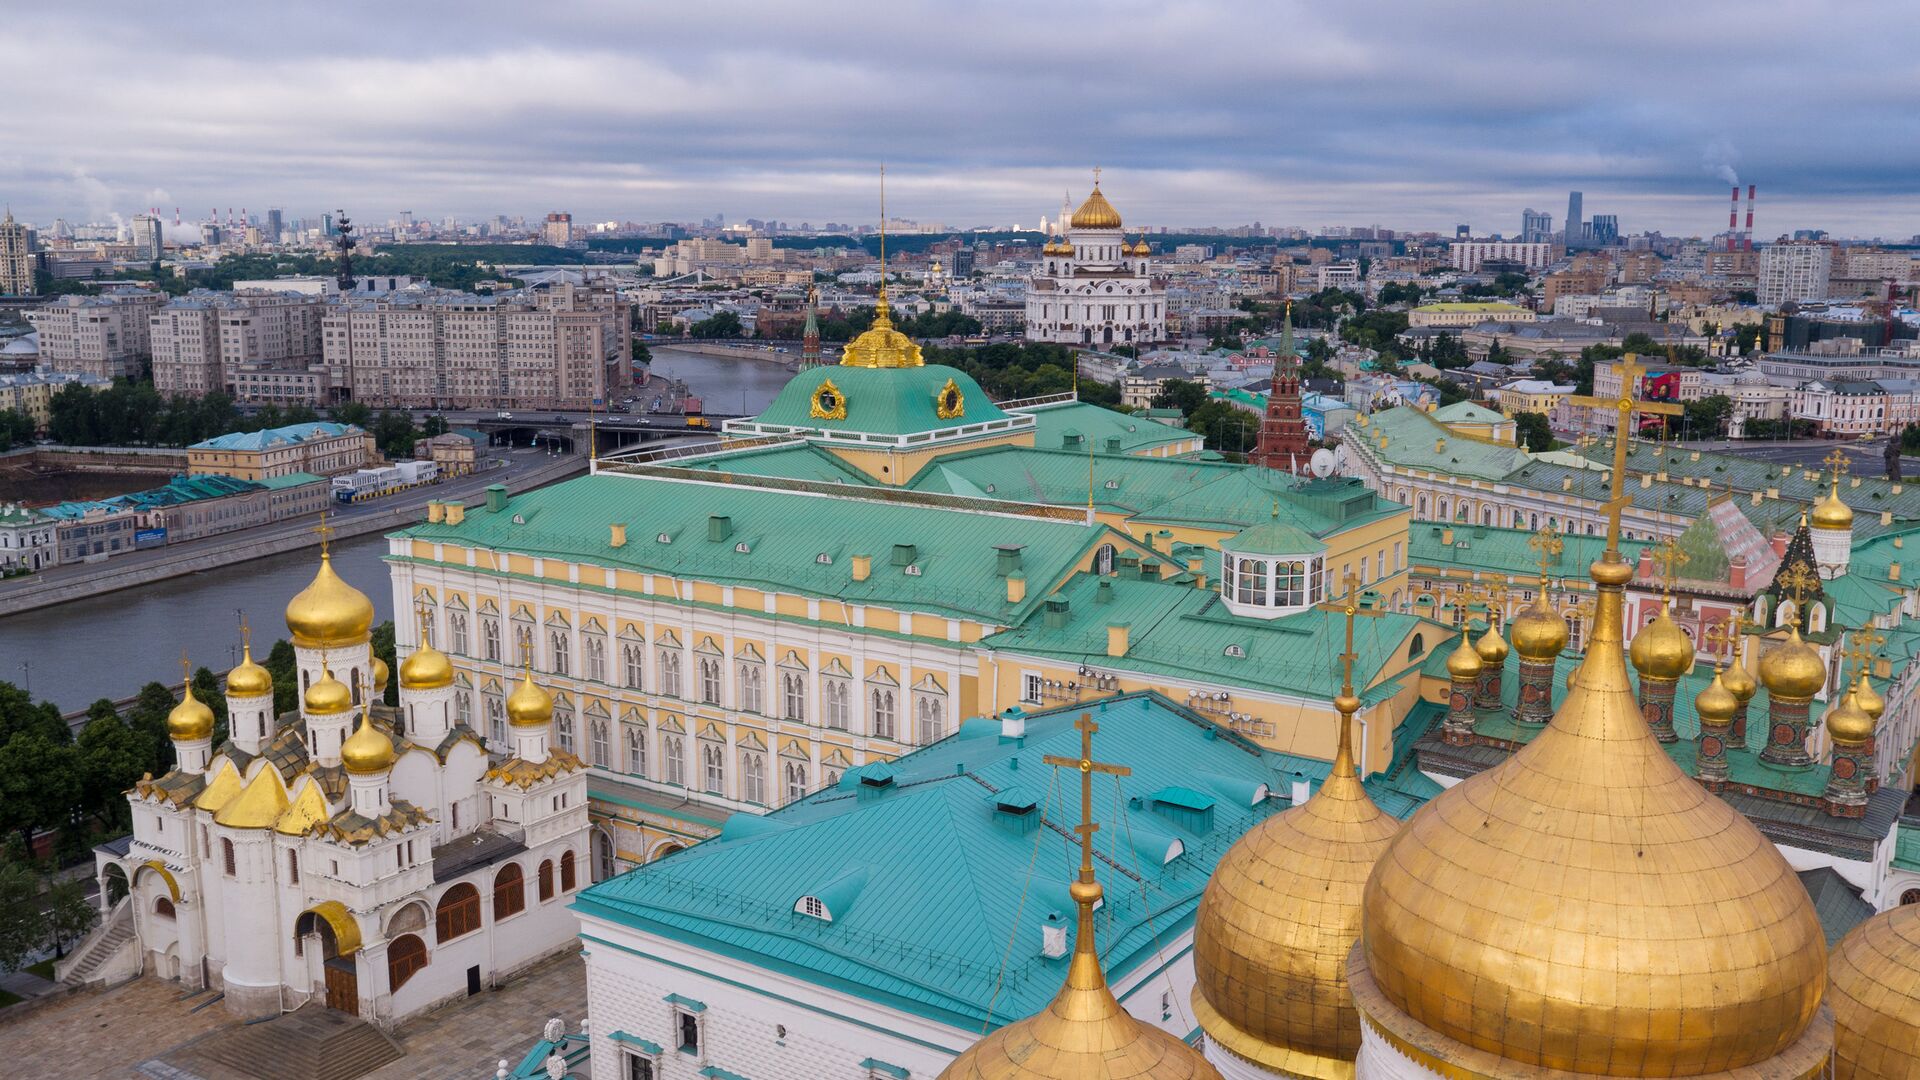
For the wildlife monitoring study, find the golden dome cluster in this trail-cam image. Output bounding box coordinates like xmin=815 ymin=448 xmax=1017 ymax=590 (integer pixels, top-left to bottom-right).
xmin=1827 ymin=689 xmax=1875 ymax=746
xmin=1125 ymin=236 xmax=1151 ymax=258
xmin=400 ymin=641 xmax=455 ymax=690
xmin=1760 ymin=626 xmax=1826 ymax=700
xmin=506 ymin=668 xmax=554 ymax=728
xmin=1472 ymin=619 xmax=1509 ymax=666
xmin=1628 ymin=600 xmax=1694 ymax=679
xmin=167 ymin=684 xmax=216 ymax=742
xmin=1508 ymin=591 xmax=1568 ymax=660
xmin=1694 ymin=667 xmax=1739 ymax=725
xmin=1356 ymin=545 xmax=1829 ymax=1073
xmin=1043 ymin=233 xmax=1070 ymax=257
xmin=1853 ymin=672 xmax=1885 ymax=722
xmin=305 ymin=668 xmax=352 ymax=716
xmin=225 ymin=644 xmax=273 ymax=698
xmin=1444 ymin=635 xmax=1482 ymax=679
xmin=1827 ymin=902 xmax=1920 ymax=1078
xmin=1069 ymin=184 xmax=1122 ymax=230
xmin=371 ymin=656 xmax=389 ymax=694
xmin=1813 ymin=481 xmax=1855 ymax=530
xmin=285 ymin=551 xmax=375 ymax=649
xmin=340 ymin=710 xmax=395 ymax=776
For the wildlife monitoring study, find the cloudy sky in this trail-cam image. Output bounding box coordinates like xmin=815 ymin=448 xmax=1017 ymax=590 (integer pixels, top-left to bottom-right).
xmin=5 ymin=1 xmax=1917 ymax=238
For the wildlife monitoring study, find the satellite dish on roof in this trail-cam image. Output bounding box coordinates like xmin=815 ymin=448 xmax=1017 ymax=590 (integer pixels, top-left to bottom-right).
xmin=1309 ymin=448 xmax=1336 ymax=478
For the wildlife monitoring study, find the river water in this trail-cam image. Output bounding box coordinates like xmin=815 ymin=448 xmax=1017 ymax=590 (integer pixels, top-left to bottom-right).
xmin=2 ymin=347 xmax=798 ymax=712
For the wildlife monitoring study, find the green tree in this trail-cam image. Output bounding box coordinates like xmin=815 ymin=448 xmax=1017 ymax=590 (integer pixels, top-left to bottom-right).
xmin=0 ymin=732 xmax=82 ymax=854
xmin=0 ymin=683 xmax=66 ymax=747
xmin=0 ymin=409 xmax=36 ymax=451
xmin=371 ymin=621 xmax=399 ymax=706
xmin=1732 ymin=323 xmax=1764 ymax=356
xmin=1187 ymin=401 xmax=1260 ymax=456
xmin=264 ymin=640 xmax=300 ymax=717
xmin=1513 ymin=411 xmax=1555 ymax=452
xmin=76 ymin=708 xmax=151 ymax=832
xmin=421 ymin=414 xmax=449 ymax=439
xmin=330 ymin=401 xmax=374 ymax=429
xmin=41 ymin=876 xmax=97 ymax=958
xmin=1678 ymin=394 xmax=1734 ymax=440
xmin=631 ymin=340 xmax=654 ymax=366
xmin=689 ymin=311 xmax=745 ymax=339
xmin=0 ymin=862 xmax=44 ymax=972
xmin=191 ymin=667 xmax=228 ymax=746
xmin=371 ymin=411 xmax=418 ymax=458
xmin=125 ymin=682 xmax=183 ymax=774
xmin=1150 ymin=379 xmax=1210 ymax=417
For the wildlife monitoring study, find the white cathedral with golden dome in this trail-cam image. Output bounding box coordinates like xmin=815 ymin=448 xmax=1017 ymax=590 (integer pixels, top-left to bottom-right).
xmin=86 ymin=546 xmax=589 ymax=1026
xmin=1025 ymin=171 xmax=1167 ymax=347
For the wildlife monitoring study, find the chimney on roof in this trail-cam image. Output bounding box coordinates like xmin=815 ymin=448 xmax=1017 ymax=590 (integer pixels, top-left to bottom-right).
xmin=610 ymin=523 xmax=627 ymax=548
xmin=1006 ymin=571 xmax=1026 ymax=604
xmin=1040 ymin=911 xmax=1068 ymax=959
xmin=1107 ymin=623 xmax=1130 ymax=657
xmin=851 ymin=554 xmax=871 ymax=582
xmin=1729 ymin=555 xmax=1747 ymax=590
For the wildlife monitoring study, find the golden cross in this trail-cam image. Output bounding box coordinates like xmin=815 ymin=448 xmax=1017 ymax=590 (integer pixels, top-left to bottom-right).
xmin=180 ymin=650 xmax=191 ymax=685
xmin=1823 ymin=448 xmax=1853 ymax=485
xmin=1092 ymin=165 xmax=1102 ymax=186
xmin=1704 ymin=608 xmax=1752 ymax=655
xmin=1775 ymin=563 xmax=1820 ymax=629
xmin=312 ymin=509 xmax=334 ymax=554
xmin=239 ymin=616 xmax=251 ymax=652
xmin=1317 ymin=571 xmax=1384 ymax=696
xmin=1568 ymin=354 xmax=1683 ymax=558
xmin=1527 ymin=523 xmax=1565 ymax=583
xmin=1651 ymin=535 xmax=1690 ymax=596
xmin=1043 ymin=714 xmax=1131 ymax=888
xmin=1846 ymin=625 xmax=1886 ymax=679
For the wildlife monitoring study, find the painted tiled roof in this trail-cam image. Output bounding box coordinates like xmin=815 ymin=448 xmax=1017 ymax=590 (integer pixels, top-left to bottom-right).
xmin=190 ymin=421 xmax=361 ymax=452
xmin=572 ymin=691 xmax=1431 ymax=1032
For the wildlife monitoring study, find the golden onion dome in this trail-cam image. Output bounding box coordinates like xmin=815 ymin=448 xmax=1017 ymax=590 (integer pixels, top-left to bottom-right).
xmin=399 ymin=642 xmax=455 ymax=690
xmin=1694 ymin=667 xmax=1739 ymax=726
xmin=1827 ymin=902 xmax=1920 ymax=1078
xmin=305 ymin=668 xmax=352 ymax=716
xmin=371 ymin=656 xmax=389 ymax=695
xmin=1473 ymin=619 xmax=1509 ymax=664
xmin=1812 ymin=481 xmax=1855 ymax=530
xmin=837 ymin=294 xmax=924 ymax=369
xmin=285 ymin=551 xmax=375 ymax=649
xmin=225 ymin=644 xmax=273 ymax=698
xmin=1760 ymin=626 xmax=1827 ymax=700
xmin=1192 ymin=698 xmax=1398 ymax=1072
xmin=1445 ymin=635 xmax=1483 ymax=680
xmin=1069 ymin=184 xmax=1123 ymax=230
xmin=1854 ymin=672 xmax=1886 ymax=721
xmin=1508 ymin=592 xmax=1568 ymax=661
xmin=1628 ymin=600 xmax=1694 ymax=679
xmin=506 ymin=668 xmax=553 ymax=728
xmin=1721 ymin=654 xmax=1758 ymax=704
xmin=340 ymin=710 xmax=395 ymax=775
xmin=1357 ymin=551 xmax=1829 ymax=1074
xmin=1826 ymin=690 xmax=1875 ymax=746
xmin=167 ymin=684 xmax=216 ymax=742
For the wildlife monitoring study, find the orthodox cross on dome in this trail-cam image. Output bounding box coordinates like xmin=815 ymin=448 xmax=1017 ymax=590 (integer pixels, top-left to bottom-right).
xmin=1823 ymin=447 xmax=1853 ymax=485
xmin=1528 ymin=523 xmax=1565 ymax=585
xmin=1775 ymin=562 xmax=1820 ymax=631
xmin=312 ymin=509 xmax=334 ymax=555
xmin=1568 ymin=354 xmax=1682 ymax=560
xmin=180 ymin=650 xmax=192 ymax=687
xmin=1468 ymin=580 xmax=1508 ymax=625
xmin=1652 ymin=534 xmax=1690 ymax=598
xmin=1317 ymin=570 xmax=1383 ymax=699
xmin=1043 ymin=714 xmax=1131 ymax=899
xmin=1705 ymin=607 xmax=1753 ymax=658
xmin=239 ymin=615 xmax=252 ymax=652
xmin=1845 ymin=625 xmax=1885 ymax=680
xmin=1091 ymin=165 xmax=1102 ymax=187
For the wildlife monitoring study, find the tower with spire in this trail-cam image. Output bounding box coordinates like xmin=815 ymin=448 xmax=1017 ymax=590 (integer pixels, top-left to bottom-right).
xmin=1249 ymin=304 xmax=1312 ymax=471
xmin=800 ymin=285 xmax=823 ymax=369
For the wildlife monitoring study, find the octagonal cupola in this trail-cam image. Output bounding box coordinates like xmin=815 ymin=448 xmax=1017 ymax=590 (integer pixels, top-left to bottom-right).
xmin=1219 ymin=514 xmax=1327 ymax=619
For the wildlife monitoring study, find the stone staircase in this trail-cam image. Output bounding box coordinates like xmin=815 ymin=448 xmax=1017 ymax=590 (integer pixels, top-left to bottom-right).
xmin=57 ymin=895 xmax=136 ymax=986
xmin=166 ymin=1004 xmax=403 ymax=1080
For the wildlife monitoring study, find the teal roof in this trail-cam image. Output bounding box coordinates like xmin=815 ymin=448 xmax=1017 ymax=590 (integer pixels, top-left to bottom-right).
xmin=674 ymin=443 xmax=876 ymax=486
xmin=1130 ymin=472 xmax=1404 ymax=537
xmin=1018 ymin=400 xmax=1195 ymax=455
xmin=983 ymin=573 xmax=1443 ymax=705
xmin=748 ymin=364 xmax=1011 ymax=436
xmin=392 ymin=472 xmax=1138 ymax=627
xmin=257 ymin=471 xmax=327 ymax=490
xmin=573 ymin=691 xmax=1433 ymax=1035
xmin=1408 ymin=522 xmax=1651 ymax=580
xmin=1430 ymin=401 xmax=1511 ymax=426
xmin=190 ymin=421 xmax=360 ymax=451
xmin=906 ymin=444 xmax=1242 ymax=516
xmin=1226 ymin=519 xmax=1323 ymax=556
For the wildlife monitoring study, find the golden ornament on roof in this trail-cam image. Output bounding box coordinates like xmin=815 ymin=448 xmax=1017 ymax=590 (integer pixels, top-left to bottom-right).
xmin=1826 ymin=902 xmax=1920 ymax=1078
xmin=285 ymin=551 xmax=375 ymax=649
xmin=1508 ymin=592 xmax=1568 ymax=661
xmin=225 ymin=644 xmax=273 ymax=698
xmin=371 ymin=656 xmax=390 ymax=695
xmin=340 ymin=709 xmax=396 ymax=775
xmin=1812 ymin=481 xmax=1854 ymax=530
xmin=506 ymin=668 xmax=553 ymax=728
xmin=1720 ymin=654 xmax=1758 ymax=703
xmin=167 ymin=683 xmax=216 ymax=742
xmin=1628 ymin=600 xmax=1694 ymax=679
xmin=399 ymin=642 xmax=454 ymax=690
xmin=1472 ymin=618 xmax=1509 ymax=665
xmin=305 ymin=668 xmax=352 ymax=716
xmin=1444 ymin=635 xmax=1482 ymax=680
xmin=1694 ymin=667 xmax=1738 ymax=725
xmin=1356 ymin=536 xmax=1829 ymax=1073
xmin=808 ymin=377 xmax=849 ymax=420
xmin=1069 ymin=182 xmax=1123 ymax=230
xmin=837 ymin=296 xmax=923 ymax=369
xmin=935 ymin=378 xmax=965 ymax=421
xmin=1853 ymin=671 xmax=1885 ymax=721
xmin=1760 ymin=626 xmax=1826 ymax=700
xmin=1826 ymin=690 xmax=1875 ymax=746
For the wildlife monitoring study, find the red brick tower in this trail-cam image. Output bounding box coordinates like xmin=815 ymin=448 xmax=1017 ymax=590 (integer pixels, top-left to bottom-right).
xmin=1250 ymin=304 xmax=1311 ymax=470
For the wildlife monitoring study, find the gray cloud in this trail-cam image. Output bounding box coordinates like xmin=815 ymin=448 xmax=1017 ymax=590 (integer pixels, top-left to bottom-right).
xmin=2 ymin=1 xmax=1917 ymax=236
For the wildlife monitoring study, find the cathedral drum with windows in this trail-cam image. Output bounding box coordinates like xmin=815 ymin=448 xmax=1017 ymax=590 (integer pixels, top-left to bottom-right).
xmin=82 ymin=549 xmax=589 ymax=1026
xmin=1025 ymin=172 xmax=1167 ymax=348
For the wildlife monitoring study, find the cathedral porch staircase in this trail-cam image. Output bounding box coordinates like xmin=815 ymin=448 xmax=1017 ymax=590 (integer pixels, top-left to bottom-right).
xmin=158 ymin=1003 xmax=404 ymax=1080
xmin=56 ymin=895 xmax=137 ymax=987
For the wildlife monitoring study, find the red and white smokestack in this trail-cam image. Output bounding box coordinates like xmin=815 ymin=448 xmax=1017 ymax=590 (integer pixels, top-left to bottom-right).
xmin=1744 ymin=185 xmax=1756 ymax=251
xmin=1728 ymin=186 xmax=1740 ymax=252
xmin=173 ymin=208 xmax=181 ymax=226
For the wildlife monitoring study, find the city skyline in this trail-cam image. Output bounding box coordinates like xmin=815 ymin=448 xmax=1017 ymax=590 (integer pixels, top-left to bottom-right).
xmin=3 ymin=2 xmax=1919 ymax=237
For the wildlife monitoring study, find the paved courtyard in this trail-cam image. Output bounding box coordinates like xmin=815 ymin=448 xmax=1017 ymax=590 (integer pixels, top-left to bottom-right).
xmin=0 ymin=948 xmax=588 ymax=1080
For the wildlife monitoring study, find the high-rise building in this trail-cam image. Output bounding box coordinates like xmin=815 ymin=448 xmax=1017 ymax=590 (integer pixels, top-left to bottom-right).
xmin=150 ymin=290 xmax=329 ymax=397
xmin=0 ymin=210 xmax=36 ymax=296
xmin=265 ymin=208 xmax=283 ymax=244
xmin=25 ymin=288 xmax=166 ymax=378
xmin=130 ymin=213 xmax=164 ymax=261
xmin=1520 ymin=208 xmax=1553 ymax=244
xmin=542 ymin=211 xmax=573 ymax=247
xmin=1589 ymin=213 xmax=1619 ymax=247
xmin=1564 ymin=190 xmax=1586 ymax=249
xmin=1758 ymin=242 xmax=1834 ymax=306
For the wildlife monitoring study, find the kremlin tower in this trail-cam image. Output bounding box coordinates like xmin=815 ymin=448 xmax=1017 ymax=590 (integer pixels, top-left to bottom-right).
xmin=1249 ymin=306 xmax=1311 ymax=472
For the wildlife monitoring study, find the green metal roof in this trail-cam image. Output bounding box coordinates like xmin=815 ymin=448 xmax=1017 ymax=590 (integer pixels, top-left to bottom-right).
xmin=572 ymin=691 xmax=1433 ymax=1035
xmin=1127 ymin=471 xmax=1404 ymax=537
xmin=393 ymin=473 xmax=1136 ymax=626
xmin=749 ymin=364 xmax=1010 ymax=436
xmin=904 ymin=444 xmax=1243 ymax=517
xmin=1430 ymin=401 xmax=1510 ymax=426
xmin=1226 ymin=519 xmax=1324 ymax=556
xmin=1018 ymin=400 xmax=1195 ymax=455
xmin=1408 ymin=522 xmax=1651 ymax=580
xmin=672 ymin=443 xmax=876 ymax=486
xmin=257 ymin=471 xmax=328 ymax=490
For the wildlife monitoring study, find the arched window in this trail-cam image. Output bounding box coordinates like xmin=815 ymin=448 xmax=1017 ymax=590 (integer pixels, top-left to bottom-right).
xmin=553 ymin=702 xmax=575 ymax=754
xmin=448 ymin=612 xmax=468 ymax=656
xmin=1095 ymin=544 xmax=1116 ymax=575
xmin=781 ymin=673 xmax=806 ymax=721
xmin=823 ymin=680 xmax=850 ymax=730
xmin=221 ymin=837 xmax=236 ymax=877
xmin=664 ymin=734 xmax=685 ymax=786
xmin=739 ymin=664 xmax=764 ymax=714
xmin=154 ymin=896 xmax=176 ymax=919
xmin=589 ymin=719 xmax=609 ymax=768
xmin=1902 ymin=888 xmax=1920 ymax=906
xmin=659 ymin=650 xmax=683 ymax=697
xmin=454 ymin=690 xmax=472 ymax=727
xmin=699 ymin=658 xmax=721 ymax=704
xmin=915 ymin=696 xmax=945 ymax=744
xmin=594 ymin=832 xmax=615 ymax=882
xmin=560 ymin=850 xmax=577 ymax=892
xmin=584 ymin=634 xmax=605 ymax=682
xmin=485 ymin=694 xmax=505 ymax=745
xmin=742 ymin=752 xmax=766 ymax=805
xmin=482 ymin=617 xmax=501 ymax=662
xmin=435 ymin=884 xmax=481 ymax=942
xmin=538 ymin=860 xmax=555 ymax=902
xmin=785 ymin=761 xmax=808 ymax=804
xmin=625 ymin=724 xmax=647 ymax=776
xmin=1408 ymin=633 xmax=1426 ymax=660
xmin=623 ymin=644 xmax=644 ymax=689
xmin=387 ymin=933 xmax=428 ymax=992
xmin=492 ymin=864 xmax=526 ymax=920
xmin=549 ymin=630 xmax=570 ymax=677
xmin=871 ymin=689 xmax=896 ymax=739
xmin=702 ymin=743 xmax=725 ymax=795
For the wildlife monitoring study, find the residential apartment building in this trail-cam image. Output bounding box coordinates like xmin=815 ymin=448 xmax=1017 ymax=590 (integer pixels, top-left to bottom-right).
xmin=542 ymin=212 xmax=573 ymax=247
xmin=0 ymin=211 xmax=35 ymax=296
xmin=26 ymin=288 xmax=166 ymax=379
xmin=1448 ymin=241 xmax=1555 ymax=272
xmin=0 ymin=372 xmax=111 ymax=430
xmin=150 ymin=291 xmax=328 ymax=398
xmin=1758 ymin=242 xmax=1834 ymax=305
xmin=188 ymin=421 xmax=375 ymax=479
xmin=321 ymin=283 xmax=629 ymax=409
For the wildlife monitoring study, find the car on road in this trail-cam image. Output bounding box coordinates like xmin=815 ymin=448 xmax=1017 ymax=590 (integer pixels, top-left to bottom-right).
xmin=497 ymin=410 xmax=513 ymax=419
xmin=687 ymin=417 xmax=712 ymax=429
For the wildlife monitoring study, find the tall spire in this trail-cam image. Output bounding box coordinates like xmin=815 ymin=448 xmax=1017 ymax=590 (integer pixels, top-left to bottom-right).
xmin=873 ymin=164 xmax=890 ymax=328
xmin=1249 ymin=300 xmax=1310 ymax=470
